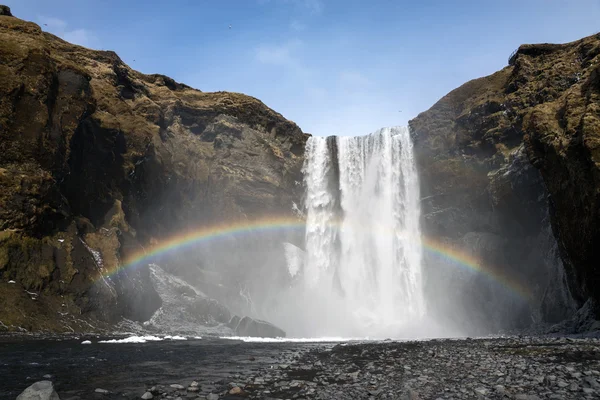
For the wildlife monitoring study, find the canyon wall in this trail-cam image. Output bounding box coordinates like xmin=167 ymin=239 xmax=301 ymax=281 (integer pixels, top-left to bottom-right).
xmin=0 ymin=9 xmax=307 ymax=331
xmin=410 ymin=33 xmax=600 ymax=333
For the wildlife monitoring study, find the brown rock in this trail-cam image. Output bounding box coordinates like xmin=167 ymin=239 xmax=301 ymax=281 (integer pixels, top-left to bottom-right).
xmin=0 ymin=12 xmax=307 ymax=331
xmin=228 ymin=386 xmax=246 ymax=396
xmin=410 ymin=33 xmax=600 ymax=330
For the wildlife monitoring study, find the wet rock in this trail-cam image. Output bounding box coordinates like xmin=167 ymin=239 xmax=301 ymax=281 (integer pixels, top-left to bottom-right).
xmin=228 ymin=315 xmax=241 ymax=330
xmin=170 ymin=384 xmax=185 ymax=390
xmin=17 ymin=381 xmax=60 ymax=400
xmin=141 ymin=392 xmax=153 ymax=399
xmin=94 ymin=388 xmax=109 ymax=394
xmin=229 ymin=386 xmax=246 ymax=395
xmin=235 ymin=316 xmax=285 ymax=338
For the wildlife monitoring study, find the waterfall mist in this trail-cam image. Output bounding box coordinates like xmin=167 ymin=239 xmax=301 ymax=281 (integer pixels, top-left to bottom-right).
xmin=259 ymin=127 xmax=456 ymax=338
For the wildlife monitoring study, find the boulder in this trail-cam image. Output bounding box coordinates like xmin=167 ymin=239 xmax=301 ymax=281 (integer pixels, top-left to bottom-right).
xmin=227 ymin=315 xmax=241 ymax=330
xmin=235 ymin=316 xmax=286 ymax=338
xmin=17 ymin=381 xmax=60 ymax=400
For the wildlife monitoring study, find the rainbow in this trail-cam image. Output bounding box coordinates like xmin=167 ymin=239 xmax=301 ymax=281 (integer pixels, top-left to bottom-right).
xmin=102 ymin=216 xmax=532 ymax=300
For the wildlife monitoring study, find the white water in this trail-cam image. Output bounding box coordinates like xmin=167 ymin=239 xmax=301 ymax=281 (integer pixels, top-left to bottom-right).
xmin=285 ymin=127 xmax=425 ymax=338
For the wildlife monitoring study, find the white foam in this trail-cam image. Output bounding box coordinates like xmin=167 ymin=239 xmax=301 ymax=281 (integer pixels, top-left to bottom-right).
xmin=219 ymin=336 xmax=357 ymax=343
xmin=164 ymin=335 xmax=187 ymax=340
xmin=99 ymin=335 xmax=164 ymax=344
xmin=81 ymin=340 xmax=92 ymax=345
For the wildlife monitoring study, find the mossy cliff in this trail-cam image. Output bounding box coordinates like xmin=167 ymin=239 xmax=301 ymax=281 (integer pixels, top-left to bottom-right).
xmin=0 ymin=8 xmax=308 ymax=332
xmin=410 ymin=33 xmax=600 ymax=333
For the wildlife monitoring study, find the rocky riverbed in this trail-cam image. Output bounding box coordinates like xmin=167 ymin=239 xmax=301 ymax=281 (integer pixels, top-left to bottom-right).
xmin=3 ymin=335 xmax=600 ymax=400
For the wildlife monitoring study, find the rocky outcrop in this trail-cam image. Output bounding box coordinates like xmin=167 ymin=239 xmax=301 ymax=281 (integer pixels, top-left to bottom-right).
xmin=410 ymin=34 xmax=600 ymax=333
xmin=0 ymin=11 xmax=307 ymax=332
xmin=230 ymin=315 xmax=286 ymax=338
xmin=17 ymin=381 xmax=60 ymax=400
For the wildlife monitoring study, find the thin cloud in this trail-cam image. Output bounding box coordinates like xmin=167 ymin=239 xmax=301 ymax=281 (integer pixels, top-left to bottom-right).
xmin=339 ymin=71 xmax=372 ymax=88
xmin=259 ymin=0 xmax=323 ymax=15
xmin=290 ymin=20 xmax=307 ymax=31
xmin=255 ymin=40 xmax=304 ymax=71
xmin=38 ymin=16 xmax=96 ymax=48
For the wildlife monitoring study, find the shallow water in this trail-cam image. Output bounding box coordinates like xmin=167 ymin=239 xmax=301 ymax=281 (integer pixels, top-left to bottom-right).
xmin=0 ymin=336 xmax=332 ymax=399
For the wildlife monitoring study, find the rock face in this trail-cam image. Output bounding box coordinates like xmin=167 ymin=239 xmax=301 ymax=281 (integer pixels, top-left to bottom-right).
xmin=231 ymin=315 xmax=286 ymax=338
xmin=410 ymin=34 xmax=600 ymax=332
xmin=17 ymin=381 xmax=60 ymax=400
xmin=0 ymin=11 xmax=307 ymax=331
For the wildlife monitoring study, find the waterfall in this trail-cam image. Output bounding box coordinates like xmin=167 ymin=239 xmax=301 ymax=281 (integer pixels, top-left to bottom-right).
xmin=295 ymin=126 xmax=424 ymax=337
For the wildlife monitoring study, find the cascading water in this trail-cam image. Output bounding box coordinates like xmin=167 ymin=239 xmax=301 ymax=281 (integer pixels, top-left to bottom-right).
xmin=283 ymin=126 xmax=425 ymax=338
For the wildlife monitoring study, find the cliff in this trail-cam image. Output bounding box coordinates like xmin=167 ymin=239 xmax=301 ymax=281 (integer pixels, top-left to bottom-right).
xmin=0 ymin=8 xmax=308 ymax=332
xmin=410 ymin=33 xmax=600 ymax=333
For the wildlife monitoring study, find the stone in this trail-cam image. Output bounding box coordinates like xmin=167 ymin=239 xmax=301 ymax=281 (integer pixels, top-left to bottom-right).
xmin=141 ymin=392 xmax=153 ymax=399
xmin=170 ymin=384 xmax=185 ymax=390
xmin=229 ymin=386 xmax=245 ymax=395
xmin=235 ymin=316 xmax=286 ymax=338
xmin=187 ymin=387 xmax=199 ymax=392
xmin=227 ymin=315 xmax=241 ymax=330
xmin=17 ymin=381 xmax=60 ymax=400
xmin=584 ymin=376 xmax=600 ymax=388
xmin=569 ymin=383 xmax=580 ymax=392
xmin=43 ymin=374 xmax=52 ymax=379
xmin=95 ymin=388 xmax=109 ymax=394
xmin=207 ymin=394 xmax=219 ymax=400
xmin=583 ymin=388 xmax=595 ymax=394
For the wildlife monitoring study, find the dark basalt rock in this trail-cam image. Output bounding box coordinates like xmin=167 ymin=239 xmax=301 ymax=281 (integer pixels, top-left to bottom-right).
xmin=235 ymin=316 xmax=286 ymax=338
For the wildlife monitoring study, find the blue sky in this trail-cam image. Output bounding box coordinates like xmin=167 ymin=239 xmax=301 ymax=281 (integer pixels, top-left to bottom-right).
xmin=7 ymin=0 xmax=600 ymax=136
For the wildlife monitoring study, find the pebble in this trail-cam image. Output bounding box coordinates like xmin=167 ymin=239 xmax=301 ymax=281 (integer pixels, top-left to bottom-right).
xmin=229 ymin=386 xmax=245 ymax=395
xmin=95 ymin=388 xmax=109 ymax=394
xmin=170 ymin=384 xmax=185 ymax=390
xmin=141 ymin=392 xmax=153 ymax=399
xmin=135 ymin=336 xmax=600 ymax=400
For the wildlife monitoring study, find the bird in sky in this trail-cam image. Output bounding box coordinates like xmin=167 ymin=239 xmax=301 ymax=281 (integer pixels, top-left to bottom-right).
xmin=229 ymin=24 xmax=232 ymax=29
